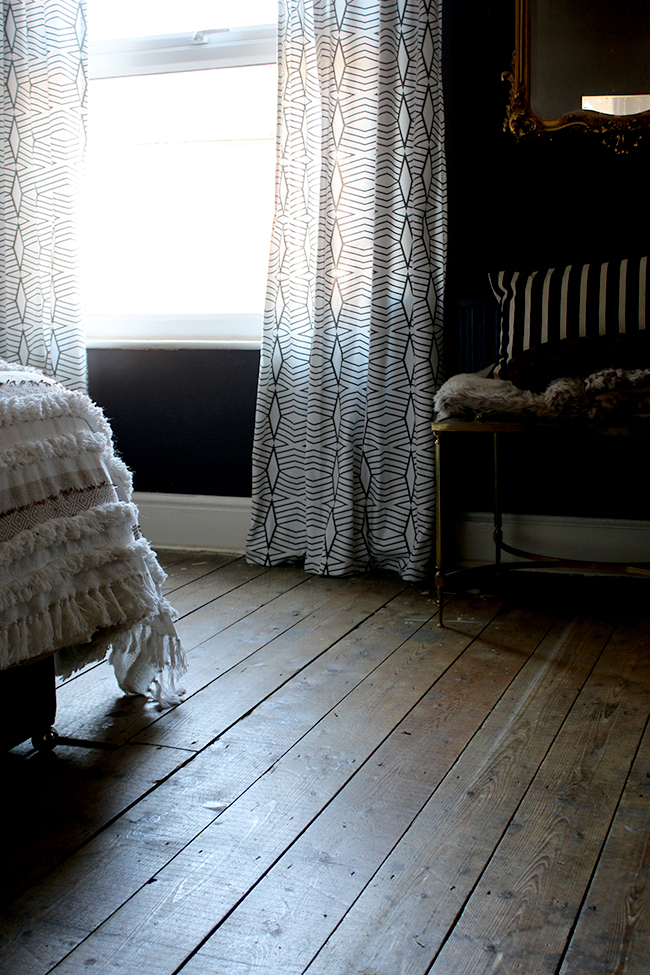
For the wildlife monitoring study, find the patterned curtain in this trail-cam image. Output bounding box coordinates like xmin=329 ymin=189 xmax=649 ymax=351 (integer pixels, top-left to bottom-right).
xmin=247 ymin=0 xmax=446 ymax=581
xmin=1 ymin=0 xmax=87 ymax=390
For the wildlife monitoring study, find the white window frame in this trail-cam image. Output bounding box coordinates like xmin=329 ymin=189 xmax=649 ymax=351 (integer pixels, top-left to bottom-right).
xmin=86 ymin=24 xmax=276 ymax=350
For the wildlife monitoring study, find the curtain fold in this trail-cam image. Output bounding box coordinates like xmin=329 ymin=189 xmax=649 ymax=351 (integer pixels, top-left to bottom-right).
xmin=247 ymin=0 xmax=446 ymax=581
xmin=1 ymin=0 xmax=87 ymax=390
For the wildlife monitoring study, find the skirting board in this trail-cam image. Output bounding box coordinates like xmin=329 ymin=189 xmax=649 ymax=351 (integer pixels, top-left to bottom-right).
xmin=133 ymin=493 xmax=650 ymax=565
xmin=133 ymin=493 xmax=252 ymax=553
xmin=454 ymin=511 xmax=650 ymax=566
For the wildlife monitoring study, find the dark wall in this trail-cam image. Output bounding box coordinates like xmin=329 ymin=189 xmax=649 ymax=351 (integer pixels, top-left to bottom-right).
xmin=442 ymin=0 xmax=650 ymax=522
xmin=443 ymin=0 xmax=650 ymax=375
xmin=87 ymin=348 xmax=259 ymax=496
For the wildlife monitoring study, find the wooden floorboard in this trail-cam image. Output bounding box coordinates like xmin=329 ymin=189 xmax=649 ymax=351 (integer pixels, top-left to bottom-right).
xmin=154 ymin=549 xmax=193 ymax=571
xmin=183 ymin=604 xmax=556 ymax=974
xmin=161 ymin=553 xmax=241 ymax=595
xmin=558 ymin=713 xmax=650 ymax=975
xmin=1 ymin=562 xmax=649 ymax=975
xmin=0 ymin=742 xmax=193 ymax=909
xmin=302 ymin=612 xmax=616 ymax=975
xmin=33 ymin=588 xmax=475 ymax=975
xmin=428 ymin=612 xmax=650 ymax=975
xmin=51 ymin=571 xmax=381 ymax=749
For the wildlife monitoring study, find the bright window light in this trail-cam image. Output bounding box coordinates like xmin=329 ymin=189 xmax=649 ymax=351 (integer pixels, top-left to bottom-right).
xmin=84 ymin=1 xmax=278 ymax=347
xmin=85 ymin=68 xmax=276 ymax=318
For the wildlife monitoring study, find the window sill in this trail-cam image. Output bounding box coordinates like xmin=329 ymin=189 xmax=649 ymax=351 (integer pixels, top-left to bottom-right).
xmin=85 ymin=314 xmax=262 ymax=350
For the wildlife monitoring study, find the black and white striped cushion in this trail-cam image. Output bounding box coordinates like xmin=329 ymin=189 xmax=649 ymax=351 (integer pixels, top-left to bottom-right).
xmin=490 ymin=257 xmax=648 ymax=374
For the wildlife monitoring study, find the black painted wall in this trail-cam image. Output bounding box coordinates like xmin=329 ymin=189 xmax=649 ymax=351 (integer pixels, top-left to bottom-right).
xmin=87 ymin=349 xmax=259 ymax=496
xmin=87 ymin=1 xmax=650 ymax=509
xmin=444 ymin=0 xmax=650 ymax=374
xmin=441 ymin=1 xmax=650 ymax=521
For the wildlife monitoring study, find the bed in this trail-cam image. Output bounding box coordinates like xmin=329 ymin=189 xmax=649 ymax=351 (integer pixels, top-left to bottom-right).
xmin=0 ymin=359 xmax=185 ymax=748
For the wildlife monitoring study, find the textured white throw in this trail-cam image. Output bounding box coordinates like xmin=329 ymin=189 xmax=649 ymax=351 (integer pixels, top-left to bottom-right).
xmin=0 ymin=360 xmax=185 ymax=707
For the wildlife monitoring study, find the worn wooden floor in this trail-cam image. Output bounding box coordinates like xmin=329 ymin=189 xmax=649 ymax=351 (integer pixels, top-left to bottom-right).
xmin=1 ymin=551 xmax=649 ymax=975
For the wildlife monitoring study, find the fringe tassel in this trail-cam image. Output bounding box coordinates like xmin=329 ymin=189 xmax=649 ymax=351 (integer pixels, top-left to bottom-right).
xmin=108 ymin=609 xmax=186 ymax=709
xmin=53 ymin=605 xmax=187 ymax=710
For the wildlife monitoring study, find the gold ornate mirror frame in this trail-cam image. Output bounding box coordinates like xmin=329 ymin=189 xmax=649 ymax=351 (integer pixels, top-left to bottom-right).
xmin=502 ymin=0 xmax=650 ymax=153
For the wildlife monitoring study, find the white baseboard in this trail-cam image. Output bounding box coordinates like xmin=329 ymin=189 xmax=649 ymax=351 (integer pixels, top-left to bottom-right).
xmin=132 ymin=493 xmax=252 ymax=553
xmin=131 ymin=494 xmax=650 ymax=565
xmin=454 ymin=511 xmax=650 ymax=566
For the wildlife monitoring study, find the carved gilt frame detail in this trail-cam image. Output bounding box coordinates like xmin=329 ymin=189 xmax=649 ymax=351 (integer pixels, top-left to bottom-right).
xmin=502 ymin=0 xmax=650 ymax=153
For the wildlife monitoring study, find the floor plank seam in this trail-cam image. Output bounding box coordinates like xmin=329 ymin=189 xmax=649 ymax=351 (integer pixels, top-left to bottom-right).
xmin=162 ymin=554 xmax=242 ymax=597
xmin=164 ymin=658 xmax=472 ymax=975
xmin=338 ymin=609 xmax=616 ymax=975
xmin=13 ymin=743 xmax=205 ymax=906
xmin=160 ymin=584 xmax=440 ymax=765
xmin=134 ymin=742 xmax=197 ymax=755
xmin=172 ymin=571 xmax=318 ymax=646
xmin=40 ymin=807 xmax=227 ymax=975
xmin=418 ymin=609 xmax=629 ymax=975
xmin=173 ymin=565 xmax=279 ymax=621
xmin=55 ymin=659 xmax=105 ymax=687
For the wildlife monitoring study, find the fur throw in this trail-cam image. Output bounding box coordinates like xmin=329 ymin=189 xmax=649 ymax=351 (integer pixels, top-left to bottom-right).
xmin=0 ymin=360 xmax=185 ymax=708
xmin=434 ymin=374 xmax=538 ymax=420
xmin=434 ymin=368 xmax=650 ymax=422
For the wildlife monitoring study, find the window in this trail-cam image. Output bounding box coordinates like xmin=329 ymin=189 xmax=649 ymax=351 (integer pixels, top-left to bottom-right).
xmin=84 ymin=1 xmax=277 ymax=348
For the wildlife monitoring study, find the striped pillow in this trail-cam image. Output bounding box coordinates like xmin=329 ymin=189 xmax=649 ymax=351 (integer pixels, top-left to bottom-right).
xmin=490 ymin=257 xmax=648 ymax=375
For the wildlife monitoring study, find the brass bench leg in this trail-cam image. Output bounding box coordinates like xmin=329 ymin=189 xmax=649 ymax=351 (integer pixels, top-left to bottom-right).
xmin=435 ymin=431 xmax=444 ymax=626
xmin=493 ymin=432 xmax=502 ymax=579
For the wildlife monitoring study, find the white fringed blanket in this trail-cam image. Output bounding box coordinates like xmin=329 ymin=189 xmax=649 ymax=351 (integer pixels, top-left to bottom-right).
xmin=0 ymin=360 xmax=185 ymax=707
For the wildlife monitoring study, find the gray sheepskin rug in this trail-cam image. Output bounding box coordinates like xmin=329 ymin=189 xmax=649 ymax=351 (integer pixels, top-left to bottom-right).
xmin=434 ymin=369 xmax=650 ymax=422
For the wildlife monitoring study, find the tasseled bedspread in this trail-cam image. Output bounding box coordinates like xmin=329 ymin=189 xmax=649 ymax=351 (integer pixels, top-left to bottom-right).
xmin=0 ymin=360 xmax=186 ymax=708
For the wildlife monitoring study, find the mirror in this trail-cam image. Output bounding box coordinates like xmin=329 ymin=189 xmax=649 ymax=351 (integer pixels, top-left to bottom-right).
xmin=503 ymin=0 xmax=650 ymax=152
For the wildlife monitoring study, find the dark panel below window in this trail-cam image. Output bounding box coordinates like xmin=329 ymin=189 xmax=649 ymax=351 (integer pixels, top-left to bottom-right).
xmin=87 ymin=348 xmax=260 ymax=497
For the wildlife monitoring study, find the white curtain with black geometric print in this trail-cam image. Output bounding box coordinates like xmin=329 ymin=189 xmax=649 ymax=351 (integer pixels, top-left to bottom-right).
xmin=247 ymin=0 xmax=446 ymax=581
xmin=1 ymin=0 xmax=87 ymax=390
